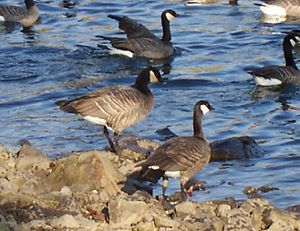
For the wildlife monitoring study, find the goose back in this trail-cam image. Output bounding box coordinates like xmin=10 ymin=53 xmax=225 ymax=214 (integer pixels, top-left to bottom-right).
xmin=141 ymin=136 xmax=210 ymax=182
xmin=258 ymin=0 xmax=300 ymax=17
xmin=59 ymin=86 xmax=154 ymax=133
xmin=248 ymin=65 xmax=300 ymax=85
xmin=108 ymin=15 xmax=157 ymax=39
xmin=101 ymin=9 xmax=177 ymax=59
xmin=0 ymin=0 xmax=39 ymax=27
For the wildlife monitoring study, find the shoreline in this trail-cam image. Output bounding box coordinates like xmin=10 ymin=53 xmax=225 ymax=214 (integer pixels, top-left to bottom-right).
xmin=0 ymin=139 xmax=299 ymax=230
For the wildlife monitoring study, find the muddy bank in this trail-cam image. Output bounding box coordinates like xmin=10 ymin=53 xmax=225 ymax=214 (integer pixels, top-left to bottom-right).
xmin=0 ymin=139 xmax=299 ymax=231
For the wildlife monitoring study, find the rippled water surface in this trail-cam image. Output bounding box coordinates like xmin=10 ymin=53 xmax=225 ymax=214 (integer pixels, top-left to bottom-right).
xmin=0 ymin=0 xmax=299 ymax=208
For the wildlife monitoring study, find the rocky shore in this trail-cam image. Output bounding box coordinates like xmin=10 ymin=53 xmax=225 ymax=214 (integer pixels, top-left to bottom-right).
xmin=0 ymin=137 xmax=299 ymax=231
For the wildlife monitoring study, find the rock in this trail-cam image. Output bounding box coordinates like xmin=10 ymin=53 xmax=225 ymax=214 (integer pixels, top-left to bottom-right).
xmin=153 ymin=215 xmax=180 ymax=229
xmin=175 ymin=201 xmax=198 ymax=216
xmin=51 ymin=214 xmax=80 ymax=229
xmin=60 ymin=186 xmax=72 ymax=196
xmin=45 ymin=150 xmax=124 ymax=194
xmin=216 ymin=204 xmax=231 ymax=217
xmin=136 ymin=221 xmax=156 ymax=231
xmin=15 ymin=140 xmax=51 ymax=171
xmin=108 ymin=195 xmax=149 ymax=226
xmin=118 ymin=135 xmax=159 ymax=161
xmin=14 ymin=219 xmax=49 ymax=231
xmin=210 ymin=136 xmax=264 ymax=161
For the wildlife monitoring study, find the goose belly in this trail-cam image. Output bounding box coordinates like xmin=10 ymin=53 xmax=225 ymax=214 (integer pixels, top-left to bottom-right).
xmin=260 ymin=4 xmax=287 ymax=16
xmin=254 ymin=76 xmax=282 ymax=86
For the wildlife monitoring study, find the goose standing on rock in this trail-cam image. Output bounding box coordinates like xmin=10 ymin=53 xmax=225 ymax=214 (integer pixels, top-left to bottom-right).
xmin=56 ymin=67 xmax=163 ymax=153
xmin=255 ymin=0 xmax=300 ymax=17
xmin=0 ymin=0 xmax=39 ymax=27
xmin=247 ymin=31 xmax=300 ymax=86
xmin=98 ymin=9 xmax=179 ymax=59
xmin=138 ymin=100 xmax=212 ymax=197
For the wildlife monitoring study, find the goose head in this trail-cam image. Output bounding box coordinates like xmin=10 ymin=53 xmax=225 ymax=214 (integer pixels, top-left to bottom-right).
xmin=162 ymin=9 xmax=179 ymax=22
xmin=195 ymin=100 xmax=213 ymax=115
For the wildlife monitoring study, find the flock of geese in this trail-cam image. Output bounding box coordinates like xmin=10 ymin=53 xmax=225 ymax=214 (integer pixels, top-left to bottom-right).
xmin=1 ymin=0 xmax=300 ymax=197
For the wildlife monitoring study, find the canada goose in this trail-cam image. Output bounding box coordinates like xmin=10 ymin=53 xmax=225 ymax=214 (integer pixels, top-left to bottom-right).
xmin=247 ymin=31 xmax=300 ymax=86
xmin=185 ymin=0 xmax=238 ymax=5
xmin=255 ymin=0 xmax=300 ymax=17
xmin=0 ymin=0 xmax=39 ymax=27
xmin=138 ymin=100 xmax=212 ymax=197
xmin=97 ymin=9 xmax=179 ymax=59
xmin=56 ymin=67 xmax=163 ymax=153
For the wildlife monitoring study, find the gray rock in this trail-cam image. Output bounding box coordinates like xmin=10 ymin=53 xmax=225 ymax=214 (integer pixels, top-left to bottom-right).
xmin=108 ymin=195 xmax=149 ymax=226
xmin=45 ymin=151 xmax=124 ymax=194
xmin=51 ymin=214 xmax=79 ymax=229
xmin=210 ymin=136 xmax=264 ymax=161
xmin=153 ymin=215 xmax=180 ymax=229
xmin=15 ymin=140 xmax=50 ymax=171
xmin=175 ymin=201 xmax=198 ymax=216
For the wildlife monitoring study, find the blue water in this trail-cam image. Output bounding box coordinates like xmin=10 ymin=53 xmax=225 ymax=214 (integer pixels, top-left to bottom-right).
xmin=0 ymin=0 xmax=299 ymax=209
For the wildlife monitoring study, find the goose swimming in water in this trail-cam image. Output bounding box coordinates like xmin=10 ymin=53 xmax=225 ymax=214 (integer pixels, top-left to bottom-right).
xmin=255 ymin=0 xmax=300 ymax=17
xmin=98 ymin=9 xmax=179 ymax=59
xmin=185 ymin=0 xmax=238 ymax=5
xmin=56 ymin=67 xmax=163 ymax=153
xmin=0 ymin=0 xmax=39 ymax=27
xmin=247 ymin=31 xmax=300 ymax=86
xmin=138 ymin=100 xmax=212 ymax=197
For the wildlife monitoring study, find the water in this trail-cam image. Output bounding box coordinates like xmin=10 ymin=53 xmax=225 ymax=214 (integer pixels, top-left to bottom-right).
xmin=0 ymin=0 xmax=299 ymax=209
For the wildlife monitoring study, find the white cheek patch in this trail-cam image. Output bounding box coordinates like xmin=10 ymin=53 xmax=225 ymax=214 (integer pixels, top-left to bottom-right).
xmin=149 ymin=70 xmax=159 ymax=83
xmin=200 ymin=104 xmax=210 ymax=115
xmin=254 ymin=77 xmax=282 ymax=86
xmin=165 ymin=12 xmax=175 ymax=21
xmin=165 ymin=171 xmax=181 ymax=178
xmin=290 ymin=39 xmax=296 ymax=47
xmin=259 ymin=4 xmax=287 ymax=17
xmin=0 ymin=16 xmax=5 ymax=21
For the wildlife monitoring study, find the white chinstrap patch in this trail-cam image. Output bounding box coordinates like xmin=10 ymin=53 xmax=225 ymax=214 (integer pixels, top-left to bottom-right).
xmin=200 ymin=105 xmax=210 ymax=115
xmin=259 ymin=4 xmax=287 ymax=17
xmin=165 ymin=12 xmax=175 ymax=21
xmin=165 ymin=171 xmax=181 ymax=178
xmin=290 ymin=39 xmax=296 ymax=47
xmin=254 ymin=76 xmax=282 ymax=86
xmin=0 ymin=16 xmax=5 ymax=21
xmin=149 ymin=70 xmax=159 ymax=83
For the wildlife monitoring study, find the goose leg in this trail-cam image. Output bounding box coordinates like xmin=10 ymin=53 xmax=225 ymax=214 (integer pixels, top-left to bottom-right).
xmin=162 ymin=176 xmax=168 ymax=197
xmin=103 ymin=126 xmax=116 ymax=153
xmin=113 ymin=131 xmax=121 ymax=154
xmin=180 ymin=180 xmax=187 ymax=200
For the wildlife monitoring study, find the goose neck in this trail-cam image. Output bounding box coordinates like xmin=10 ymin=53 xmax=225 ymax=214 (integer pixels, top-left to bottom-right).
xmin=25 ymin=0 xmax=35 ymax=9
xmin=133 ymin=78 xmax=151 ymax=95
xmin=193 ymin=109 xmax=204 ymax=138
xmin=283 ymin=36 xmax=298 ymax=70
xmin=161 ymin=16 xmax=171 ymax=42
